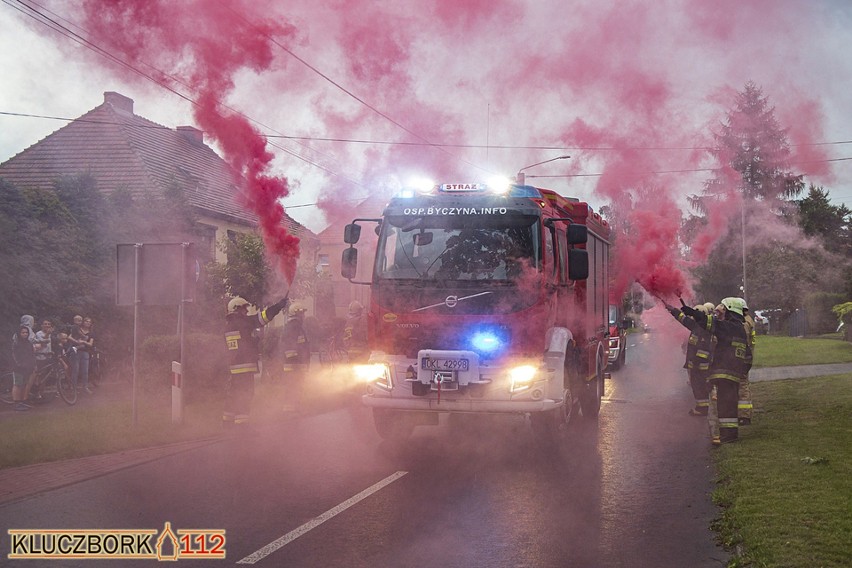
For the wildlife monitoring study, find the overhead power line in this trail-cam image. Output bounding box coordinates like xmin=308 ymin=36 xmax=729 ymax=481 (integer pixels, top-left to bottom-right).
xmin=2 ymin=0 xmax=365 ymax=188
xmin=6 ymin=111 xmax=852 ymax=154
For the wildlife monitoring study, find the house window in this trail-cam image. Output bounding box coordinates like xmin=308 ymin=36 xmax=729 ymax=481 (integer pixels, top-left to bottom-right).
xmin=196 ymin=223 xmax=217 ymax=262
xmin=317 ymin=254 xmax=330 ymax=274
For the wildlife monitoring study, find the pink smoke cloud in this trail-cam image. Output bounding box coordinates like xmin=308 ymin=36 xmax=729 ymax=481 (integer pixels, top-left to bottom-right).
xmin=28 ymin=0 xmax=837 ymax=293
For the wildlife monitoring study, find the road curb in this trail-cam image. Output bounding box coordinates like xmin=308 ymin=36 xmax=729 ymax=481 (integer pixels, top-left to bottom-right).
xmin=0 ymin=437 xmax=221 ymax=506
xmin=750 ymin=363 xmax=852 ymax=382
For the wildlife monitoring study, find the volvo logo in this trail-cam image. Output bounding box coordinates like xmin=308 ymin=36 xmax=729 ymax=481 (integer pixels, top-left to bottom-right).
xmin=445 ymin=295 xmax=458 ymax=308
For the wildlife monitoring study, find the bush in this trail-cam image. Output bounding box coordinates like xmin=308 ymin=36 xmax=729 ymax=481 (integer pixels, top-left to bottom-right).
xmin=803 ymin=292 xmax=846 ymax=335
xmin=139 ymin=332 xmax=228 ymax=400
xmin=833 ymin=302 xmax=852 ymax=342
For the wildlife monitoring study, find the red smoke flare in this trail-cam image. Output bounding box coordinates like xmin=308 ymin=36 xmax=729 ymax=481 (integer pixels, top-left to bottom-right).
xmin=81 ymin=0 xmax=300 ymax=282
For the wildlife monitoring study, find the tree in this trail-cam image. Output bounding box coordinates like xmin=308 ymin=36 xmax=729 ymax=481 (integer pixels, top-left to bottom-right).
xmin=206 ymin=232 xmax=272 ymax=305
xmin=795 ymin=184 xmax=852 ymax=257
xmin=690 ymin=82 xmax=807 ymax=306
xmin=705 ymin=81 xmax=805 ymax=203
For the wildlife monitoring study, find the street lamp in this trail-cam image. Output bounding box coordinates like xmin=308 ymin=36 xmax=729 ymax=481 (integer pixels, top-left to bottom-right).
xmin=516 ymin=155 xmax=571 ymax=185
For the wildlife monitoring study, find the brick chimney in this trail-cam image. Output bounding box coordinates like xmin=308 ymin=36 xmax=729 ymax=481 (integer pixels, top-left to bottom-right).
xmin=103 ymin=91 xmax=134 ymax=115
xmin=177 ymin=126 xmax=204 ymax=145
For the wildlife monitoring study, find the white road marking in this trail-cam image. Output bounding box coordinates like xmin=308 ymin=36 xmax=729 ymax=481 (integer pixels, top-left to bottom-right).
xmin=236 ymin=471 xmax=409 ymax=564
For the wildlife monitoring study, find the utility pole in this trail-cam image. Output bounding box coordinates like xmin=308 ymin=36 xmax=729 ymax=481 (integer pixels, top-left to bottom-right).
xmin=741 ymin=198 xmax=748 ymax=303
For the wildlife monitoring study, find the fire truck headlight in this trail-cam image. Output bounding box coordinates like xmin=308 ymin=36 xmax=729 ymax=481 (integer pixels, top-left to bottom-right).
xmin=354 ymin=363 xmax=392 ymax=389
xmin=509 ymin=365 xmax=537 ymax=392
xmin=487 ymin=176 xmax=512 ymax=195
xmin=608 ymin=338 xmax=618 ymax=348
xmin=408 ymin=177 xmax=436 ymax=193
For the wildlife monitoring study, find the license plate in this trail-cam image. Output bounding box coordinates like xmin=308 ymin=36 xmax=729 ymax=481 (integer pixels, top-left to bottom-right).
xmin=421 ymin=358 xmax=469 ymax=372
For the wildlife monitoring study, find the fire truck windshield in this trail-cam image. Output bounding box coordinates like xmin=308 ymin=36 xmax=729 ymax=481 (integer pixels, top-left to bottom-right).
xmin=375 ymin=215 xmax=540 ymax=281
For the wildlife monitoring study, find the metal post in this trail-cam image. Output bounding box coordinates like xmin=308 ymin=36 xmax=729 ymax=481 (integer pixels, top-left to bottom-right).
xmin=173 ymin=243 xmax=188 ymax=423
xmin=741 ymin=199 xmax=747 ymax=303
xmin=132 ymin=243 xmax=141 ymax=427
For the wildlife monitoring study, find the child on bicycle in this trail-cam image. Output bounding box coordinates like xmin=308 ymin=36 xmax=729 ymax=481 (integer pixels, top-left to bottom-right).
xmin=11 ymin=325 xmax=36 ymax=411
xmin=55 ymin=332 xmax=75 ymax=378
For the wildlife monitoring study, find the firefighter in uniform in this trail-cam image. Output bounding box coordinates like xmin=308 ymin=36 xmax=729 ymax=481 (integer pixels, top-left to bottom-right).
xmin=679 ymin=297 xmax=752 ymax=445
xmin=280 ymin=302 xmax=310 ymax=413
xmin=667 ymin=301 xmax=717 ymax=416
xmin=223 ymin=295 xmax=289 ymax=427
xmin=739 ymin=301 xmax=756 ymax=425
xmin=342 ymin=301 xmax=368 ymax=364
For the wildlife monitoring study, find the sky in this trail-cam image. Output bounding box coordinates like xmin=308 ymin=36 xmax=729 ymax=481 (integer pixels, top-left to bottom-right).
xmin=1 ymin=0 xmax=851 ymax=292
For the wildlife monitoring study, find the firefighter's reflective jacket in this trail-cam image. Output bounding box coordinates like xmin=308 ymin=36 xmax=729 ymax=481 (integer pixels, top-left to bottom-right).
xmin=673 ymin=311 xmax=717 ymax=371
xmin=683 ymin=307 xmax=752 ymax=383
xmin=342 ymin=314 xmax=368 ymax=362
xmin=225 ymin=308 xmax=278 ymax=376
xmin=280 ymin=318 xmax=310 ymax=373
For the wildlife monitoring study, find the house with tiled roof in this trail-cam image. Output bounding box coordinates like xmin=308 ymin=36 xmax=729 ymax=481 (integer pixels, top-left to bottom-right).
xmin=0 ymin=91 xmax=316 ymax=264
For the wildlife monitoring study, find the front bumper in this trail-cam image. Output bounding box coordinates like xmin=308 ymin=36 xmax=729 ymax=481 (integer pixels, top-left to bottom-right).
xmin=607 ymin=347 xmax=620 ymax=362
xmin=362 ymin=394 xmax=563 ymax=413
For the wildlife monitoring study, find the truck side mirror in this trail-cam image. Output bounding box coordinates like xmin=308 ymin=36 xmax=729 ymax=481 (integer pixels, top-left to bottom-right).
xmin=567 ymin=224 xmax=588 ymax=245
xmin=568 ymin=249 xmax=588 ymax=280
xmin=343 ymin=223 xmax=362 ymax=244
xmin=341 ymin=247 xmax=358 ymax=279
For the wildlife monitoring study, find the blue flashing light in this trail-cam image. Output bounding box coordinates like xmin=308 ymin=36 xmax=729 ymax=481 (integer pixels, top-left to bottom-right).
xmin=509 ymin=185 xmax=543 ymax=198
xmin=469 ymin=326 xmax=509 ymax=355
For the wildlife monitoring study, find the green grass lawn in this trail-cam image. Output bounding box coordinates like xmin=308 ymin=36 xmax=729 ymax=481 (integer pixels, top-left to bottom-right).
xmin=0 ymin=371 xmax=357 ymax=470
xmin=0 ymin=393 xmax=223 ymax=470
xmin=752 ymin=335 xmax=852 ymax=367
xmin=712 ymin=375 xmax=852 ymax=567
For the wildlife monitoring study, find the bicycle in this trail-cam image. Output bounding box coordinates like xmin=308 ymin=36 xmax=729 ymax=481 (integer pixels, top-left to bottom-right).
xmin=29 ymin=357 xmax=77 ymax=405
xmin=88 ymin=349 xmax=104 ymax=387
xmin=319 ymin=335 xmax=349 ymax=369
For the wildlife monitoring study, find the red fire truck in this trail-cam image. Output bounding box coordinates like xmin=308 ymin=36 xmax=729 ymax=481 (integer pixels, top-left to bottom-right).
xmin=608 ymin=296 xmax=629 ymax=370
xmin=341 ymin=181 xmax=611 ymax=441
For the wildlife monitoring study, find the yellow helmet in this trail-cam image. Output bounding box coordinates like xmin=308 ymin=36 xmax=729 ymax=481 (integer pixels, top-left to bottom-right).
xmin=703 ymin=302 xmax=716 ymax=313
xmin=227 ymin=296 xmax=250 ymax=315
xmin=693 ymin=304 xmax=710 ymax=315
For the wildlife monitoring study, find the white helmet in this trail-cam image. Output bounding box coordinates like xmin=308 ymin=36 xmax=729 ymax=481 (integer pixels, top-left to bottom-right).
xmin=348 ymin=301 xmax=364 ymax=317
xmin=720 ymin=297 xmax=745 ymax=316
xmin=227 ymin=296 xmax=250 ymax=315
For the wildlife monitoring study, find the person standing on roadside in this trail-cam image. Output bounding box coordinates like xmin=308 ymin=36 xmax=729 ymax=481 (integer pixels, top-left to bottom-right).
xmin=224 ymin=295 xmax=289 ymax=428
xmin=55 ymin=331 xmax=75 ymax=378
xmin=10 ymin=326 xmax=36 ymax=411
xmin=666 ymin=301 xmax=717 ymax=417
xmin=279 ymin=302 xmax=310 ymax=413
xmin=31 ymin=319 xmax=55 ymax=400
xmin=739 ymin=302 xmax=756 ymax=425
xmin=16 ymin=315 xmax=35 ymax=341
xmin=342 ymin=301 xmax=368 ymax=364
xmin=71 ymin=316 xmax=95 ymax=394
xmin=673 ymin=297 xmax=752 ymax=445
xmin=32 ymin=319 xmax=54 ymax=371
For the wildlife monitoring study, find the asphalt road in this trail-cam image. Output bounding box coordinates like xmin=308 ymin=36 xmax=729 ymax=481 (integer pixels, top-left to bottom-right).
xmin=0 ymin=330 xmax=728 ymax=567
